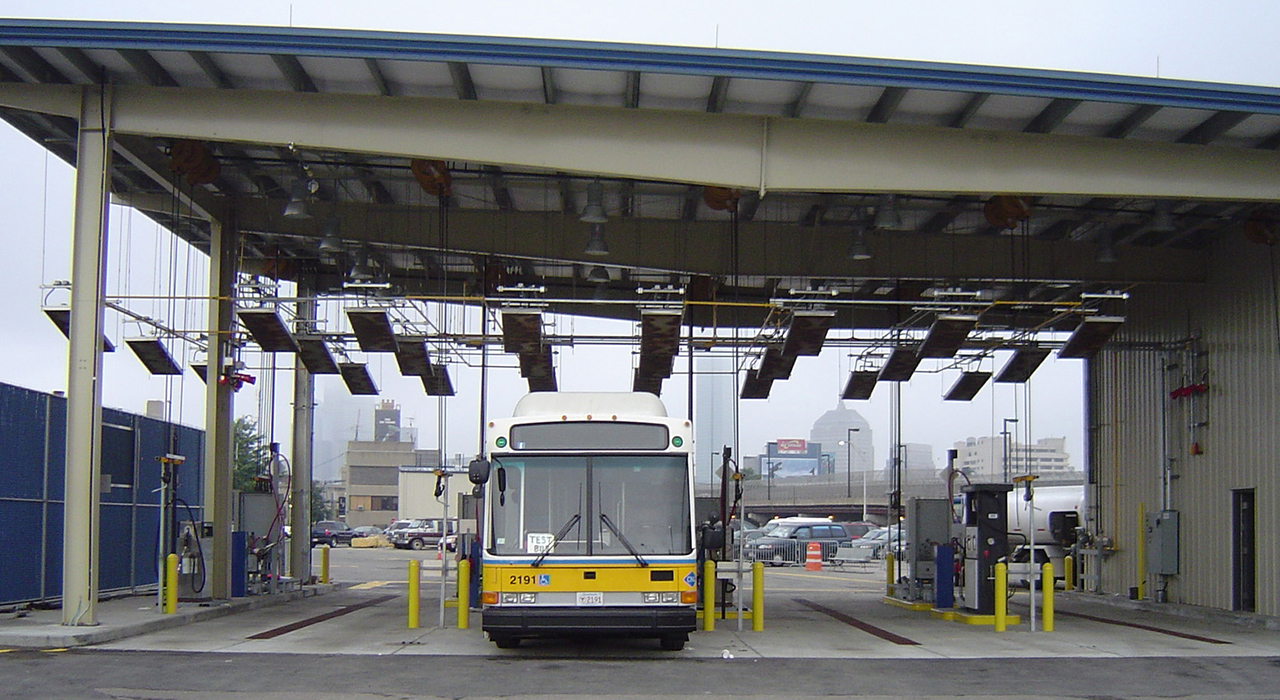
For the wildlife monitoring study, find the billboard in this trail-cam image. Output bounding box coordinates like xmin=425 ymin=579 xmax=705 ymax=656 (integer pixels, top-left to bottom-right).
xmin=776 ymin=439 xmax=808 ymax=455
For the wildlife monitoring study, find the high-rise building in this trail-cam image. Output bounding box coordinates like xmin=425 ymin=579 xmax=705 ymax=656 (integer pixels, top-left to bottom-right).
xmin=808 ymin=402 xmax=874 ymax=473
xmin=694 ymin=354 xmax=735 ymax=485
xmin=952 ymin=435 xmax=1074 ymax=481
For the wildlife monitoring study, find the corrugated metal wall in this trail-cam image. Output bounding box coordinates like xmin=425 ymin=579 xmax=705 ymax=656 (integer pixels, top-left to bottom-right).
xmin=1090 ymin=239 xmax=1279 ymax=616
xmin=0 ymin=383 xmax=204 ymax=606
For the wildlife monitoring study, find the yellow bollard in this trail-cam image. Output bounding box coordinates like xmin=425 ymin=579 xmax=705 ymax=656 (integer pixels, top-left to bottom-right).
xmin=1064 ymin=555 xmax=1075 ymax=591
xmin=408 ymin=560 xmax=420 ymax=629
xmin=994 ymin=562 xmax=1007 ymax=632
xmin=1137 ymin=502 xmax=1146 ymax=600
xmin=1042 ymin=562 xmax=1055 ymax=632
xmin=752 ymin=561 xmax=765 ymax=632
xmin=164 ymin=553 xmax=178 ymax=614
xmin=885 ymin=552 xmax=895 ymax=595
xmin=457 ymin=559 xmax=471 ymax=630
xmin=320 ymin=544 xmax=330 ymax=584
xmin=702 ymin=559 xmax=716 ymax=632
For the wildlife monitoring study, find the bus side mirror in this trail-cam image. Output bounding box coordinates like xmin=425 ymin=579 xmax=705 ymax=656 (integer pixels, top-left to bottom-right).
xmin=468 ymin=458 xmax=491 ymax=485
xmin=496 ymin=467 xmax=507 ymax=493
xmin=701 ymin=525 xmax=725 ymax=550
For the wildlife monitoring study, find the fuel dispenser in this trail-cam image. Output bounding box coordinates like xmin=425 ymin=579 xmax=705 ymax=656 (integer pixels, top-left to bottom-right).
xmin=961 ymin=483 xmax=1012 ymax=614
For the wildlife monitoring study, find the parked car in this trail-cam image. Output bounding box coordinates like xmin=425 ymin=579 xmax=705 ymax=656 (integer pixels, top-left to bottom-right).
xmin=746 ymin=520 xmax=860 ymax=565
xmin=389 ymin=518 xmax=458 ymax=550
xmin=351 ymin=525 xmax=384 ymax=538
xmin=310 ymin=520 xmax=355 ymax=547
xmin=855 ymin=524 xmax=909 ymax=559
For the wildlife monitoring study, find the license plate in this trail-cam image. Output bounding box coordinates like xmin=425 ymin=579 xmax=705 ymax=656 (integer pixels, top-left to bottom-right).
xmin=576 ymin=591 xmax=604 ymax=606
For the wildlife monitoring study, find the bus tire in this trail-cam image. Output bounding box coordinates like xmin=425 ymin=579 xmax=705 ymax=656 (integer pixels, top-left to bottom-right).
xmin=659 ymin=634 xmax=686 ymax=651
xmin=491 ymin=635 xmax=520 ymax=649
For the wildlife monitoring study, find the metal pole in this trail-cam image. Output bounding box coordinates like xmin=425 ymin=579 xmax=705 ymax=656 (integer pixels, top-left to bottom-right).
xmin=205 ymin=218 xmax=236 ymax=600
xmin=1002 ymin=418 xmax=1018 ymax=482
xmin=862 ymin=471 xmax=868 ymax=521
xmin=290 ymin=292 xmax=316 ymax=584
xmin=62 ymin=85 xmax=112 ymax=626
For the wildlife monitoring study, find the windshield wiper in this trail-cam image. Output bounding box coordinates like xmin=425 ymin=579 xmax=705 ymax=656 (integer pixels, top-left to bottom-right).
xmin=600 ymin=513 xmax=648 ymax=567
xmin=532 ymin=513 xmax=581 ymax=567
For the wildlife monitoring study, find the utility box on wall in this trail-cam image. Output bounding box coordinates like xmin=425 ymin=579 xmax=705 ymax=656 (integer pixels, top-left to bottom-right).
xmin=1145 ymin=510 xmax=1179 ymax=576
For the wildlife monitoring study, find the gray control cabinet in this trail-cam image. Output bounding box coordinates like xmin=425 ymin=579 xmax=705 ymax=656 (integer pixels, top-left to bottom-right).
xmin=1145 ymin=510 xmax=1179 ymax=576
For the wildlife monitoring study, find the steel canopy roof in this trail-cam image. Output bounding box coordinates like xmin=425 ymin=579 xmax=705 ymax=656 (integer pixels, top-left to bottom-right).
xmin=3 ymin=19 xmax=1280 ymax=337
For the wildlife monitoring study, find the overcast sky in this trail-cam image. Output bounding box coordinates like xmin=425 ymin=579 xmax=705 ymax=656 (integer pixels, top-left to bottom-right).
xmin=3 ymin=1 xmax=1277 ymax=480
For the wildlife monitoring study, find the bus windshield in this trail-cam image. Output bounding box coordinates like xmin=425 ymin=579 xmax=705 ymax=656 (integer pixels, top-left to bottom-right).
xmin=490 ymin=454 xmax=691 ymax=557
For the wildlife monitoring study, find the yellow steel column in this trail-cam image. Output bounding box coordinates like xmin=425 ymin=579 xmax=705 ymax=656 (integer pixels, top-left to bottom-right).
xmin=702 ymin=560 xmax=715 ymax=632
xmin=164 ymin=553 xmax=178 ymax=614
xmin=1064 ymin=555 xmax=1075 ymax=591
xmin=320 ymin=545 xmax=330 ymax=584
xmin=885 ymin=552 xmax=895 ymax=595
xmin=457 ymin=559 xmax=471 ymax=630
xmin=1042 ymin=562 xmax=1055 ymax=632
xmin=994 ymin=562 xmax=1007 ymax=632
xmin=751 ymin=561 xmax=764 ymax=632
xmin=408 ymin=560 xmax=420 ymax=629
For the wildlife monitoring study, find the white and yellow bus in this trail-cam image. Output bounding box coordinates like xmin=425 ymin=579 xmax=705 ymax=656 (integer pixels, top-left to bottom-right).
xmin=471 ymin=392 xmax=698 ymax=650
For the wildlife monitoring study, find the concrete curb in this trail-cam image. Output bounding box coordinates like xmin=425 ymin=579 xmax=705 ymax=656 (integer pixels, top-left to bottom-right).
xmin=0 ymin=584 xmax=338 ymax=648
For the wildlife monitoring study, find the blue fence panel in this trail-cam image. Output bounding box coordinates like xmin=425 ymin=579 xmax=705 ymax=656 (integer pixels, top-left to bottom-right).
xmin=44 ymin=397 xmax=66 ymax=502
xmin=0 ymin=500 xmax=44 ymax=602
xmin=0 ymin=383 xmax=203 ymax=606
xmin=0 ymin=385 xmax=49 ymax=500
xmin=42 ymin=502 xmax=63 ymax=601
xmin=133 ymin=505 xmax=161 ymax=586
xmin=98 ymin=503 xmax=136 ymax=591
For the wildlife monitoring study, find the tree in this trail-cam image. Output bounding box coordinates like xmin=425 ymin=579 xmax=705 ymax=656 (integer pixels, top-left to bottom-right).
xmin=233 ymin=416 xmax=271 ymax=493
xmin=311 ymin=481 xmax=330 ymax=522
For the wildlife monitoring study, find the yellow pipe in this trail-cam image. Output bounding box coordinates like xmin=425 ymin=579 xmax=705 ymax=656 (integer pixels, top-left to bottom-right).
xmin=408 ymin=560 xmax=420 ymax=629
xmin=702 ymin=560 xmax=715 ymax=632
xmin=885 ymin=552 xmax=895 ymax=595
xmin=994 ymin=562 xmax=1007 ymax=632
xmin=1138 ymin=502 xmax=1146 ymax=600
xmin=457 ymin=559 xmax=470 ymax=630
xmin=164 ymin=553 xmax=178 ymax=614
xmin=751 ymin=561 xmax=764 ymax=632
xmin=320 ymin=544 xmax=330 ymax=584
xmin=1064 ymin=555 xmax=1075 ymax=591
xmin=1042 ymin=562 xmax=1055 ymax=632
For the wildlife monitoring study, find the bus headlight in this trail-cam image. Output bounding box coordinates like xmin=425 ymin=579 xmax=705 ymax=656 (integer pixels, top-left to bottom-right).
xmin=501 ymin=593 xmax=520 ymax=604
xmin=519 ymin=593 xmax=537 ymax=604
xmin=643 ymin=592 xmax=661 ymax=603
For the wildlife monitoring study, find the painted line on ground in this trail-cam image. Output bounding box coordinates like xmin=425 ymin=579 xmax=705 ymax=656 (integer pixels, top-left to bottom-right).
xmin=349 ymin=581 xmax=394 ymax=590
xmin=247 ymin=594 xmax=398 ymax=640
xmin=1056 ymin=609 xmax=1231 ymax=644
xmin=794 ymin=598 xmax=919 ymax=645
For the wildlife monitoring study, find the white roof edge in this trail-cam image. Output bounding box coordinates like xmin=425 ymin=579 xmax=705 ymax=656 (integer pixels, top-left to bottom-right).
xmin=511 ymin=391 xmax=669 ymax=418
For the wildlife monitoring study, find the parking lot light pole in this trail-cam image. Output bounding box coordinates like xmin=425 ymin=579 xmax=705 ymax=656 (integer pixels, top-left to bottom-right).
xmin=1002 ymin=418 xmax=1018 ymax=482
xmin=845 ymin=427 xmax=859 ymax=499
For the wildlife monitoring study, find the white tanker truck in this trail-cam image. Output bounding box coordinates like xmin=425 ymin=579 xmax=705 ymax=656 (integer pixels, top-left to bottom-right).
xmin=1005 ymin=483 xmax=1083 ymax=584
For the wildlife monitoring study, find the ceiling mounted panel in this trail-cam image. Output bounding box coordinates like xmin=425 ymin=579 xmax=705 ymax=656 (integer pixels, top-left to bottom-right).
xmin=295 ymin=336 xmax=341 ymax=374
xmin=994 ymin=347 xmax=1051 ymax=383
xmin=125 ymin=338 xmax=183 ymax=376
xmin=841 ymin=370 xmax=879 ymax=400
xmin=1058 ymin=316 xmax=1124 ymax=359
xmin=394 ymin=338 xmax=433 ymax=376
xmin=917 ymin=314 xmax=979 ymax=359
xmin=339 ymin=362 xmax=379 ymax=395
xmin=42 ymin=307 xmax=115 ymax=352
xmin=879 ymin=346 xmax=922 ymax=382
xmin=943 ymin=371 xmax=992 ymax=401
xmin=237 ymin=309 xmax=299 ymax=352
xmin=347 ymin=309 xmax=399 ymax=352
xmin=502 ymin=310 xmax=543 ymax=354
xmin=739 ymin=369 xmax=773 ymax=399
xmin=781 ymin=311 xmax=835 ymax=357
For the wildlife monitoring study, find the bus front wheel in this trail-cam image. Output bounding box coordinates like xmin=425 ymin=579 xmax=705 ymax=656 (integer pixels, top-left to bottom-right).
xmin=659 ymin=634 xmax=686 ymax=651
xmin=491 ymin=635 xmax=520 ymax=649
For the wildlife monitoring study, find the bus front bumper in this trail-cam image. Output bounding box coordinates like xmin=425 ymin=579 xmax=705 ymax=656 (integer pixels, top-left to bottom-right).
xmin=482 ymin=606 xmax=696 ymax=637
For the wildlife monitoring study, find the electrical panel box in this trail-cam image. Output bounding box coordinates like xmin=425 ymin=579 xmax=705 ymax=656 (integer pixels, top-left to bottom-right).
xmin=1145 ymin=509 xmax=1179 ymax=576
xmin=906 ymin=497 xmax=952 ymax=577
